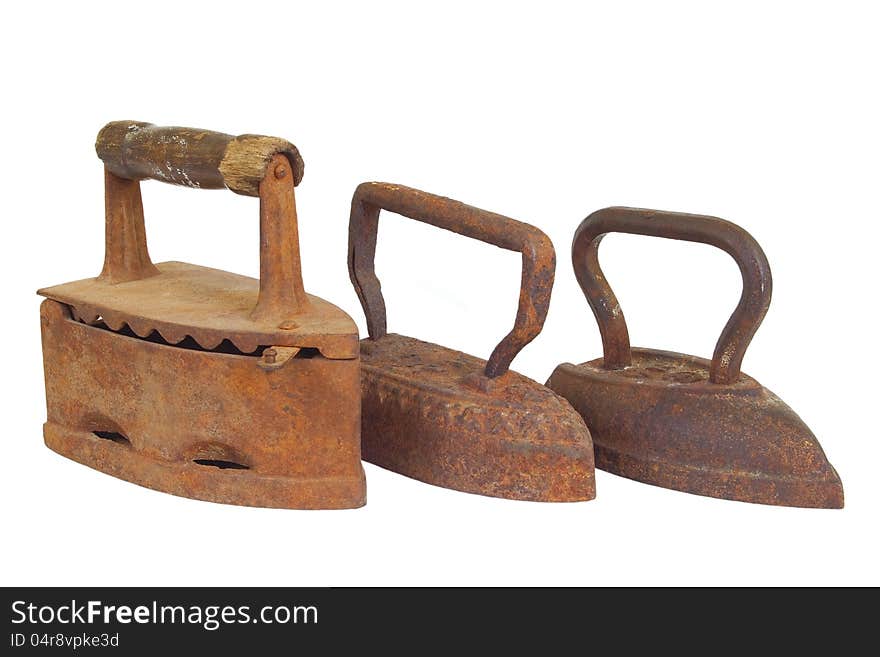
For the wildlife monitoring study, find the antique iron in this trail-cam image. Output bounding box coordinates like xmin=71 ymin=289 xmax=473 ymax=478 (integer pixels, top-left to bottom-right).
xmin=546 ymin=207 xmax=843 ymax=508
xmin=349 ymin=182 xmax=595 ymax=502
xmin=38 ymin=121 xmax=365 ymax=509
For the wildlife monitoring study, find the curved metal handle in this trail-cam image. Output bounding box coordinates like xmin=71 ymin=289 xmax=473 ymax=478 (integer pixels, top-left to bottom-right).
xmin=348 ymin=182 xmax=555 ymax=378
xmin=572 ymin=207 xmax=772 ymax=385
xmin=96 ymin=121 xmax=305 ymax=195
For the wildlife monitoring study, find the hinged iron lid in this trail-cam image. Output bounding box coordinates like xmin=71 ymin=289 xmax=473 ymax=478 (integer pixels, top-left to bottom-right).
xmin=38 ymin=121 xmax=357 ymax=359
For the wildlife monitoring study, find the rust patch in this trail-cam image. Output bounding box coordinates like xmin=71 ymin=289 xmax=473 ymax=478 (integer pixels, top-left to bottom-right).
xmin=361 ymin=335 xmax=594 ymax=502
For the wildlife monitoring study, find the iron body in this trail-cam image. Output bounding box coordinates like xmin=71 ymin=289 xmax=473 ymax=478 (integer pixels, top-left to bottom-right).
xmin=38 ymin=122 xmax=365 ymax=509
xmin=349 ymin=182 xmax=595 ymax=502
xmin=546 ymin=207 xmax=843 ymax=508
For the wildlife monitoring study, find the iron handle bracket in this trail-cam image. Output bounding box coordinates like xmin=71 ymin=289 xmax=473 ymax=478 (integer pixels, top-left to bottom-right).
xmin=348 ymin=182 xmax=556 ymax=378
xmin=572 ymin=206 xmax=772 ymax=384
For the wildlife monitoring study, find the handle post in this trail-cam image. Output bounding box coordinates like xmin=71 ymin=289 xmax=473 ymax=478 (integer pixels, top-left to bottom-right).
xmin=97 ymin=169 xmax=160 ymax=284
xmin=251 ymin=154 xmax=309 ymax=322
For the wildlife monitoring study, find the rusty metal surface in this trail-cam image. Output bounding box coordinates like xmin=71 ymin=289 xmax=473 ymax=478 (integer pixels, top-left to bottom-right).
xmin=38 ymin=122 xmax=364 ymax=509
xmin=360 ymin=335 xmax=594 ymax=501
xmin=546 ymin=206 xmax=843 ymax=508
xmin=349 ymin=182 xmax=595 ymax=502
xmin=41 ymin=300 xmax=364 ymax=509
xmin=39 ymin=262 xmax=359 ymax=358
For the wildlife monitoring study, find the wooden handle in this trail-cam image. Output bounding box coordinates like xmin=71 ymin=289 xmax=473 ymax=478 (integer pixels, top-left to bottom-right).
xmin=95 ymin=121 xmax=304 ymax=196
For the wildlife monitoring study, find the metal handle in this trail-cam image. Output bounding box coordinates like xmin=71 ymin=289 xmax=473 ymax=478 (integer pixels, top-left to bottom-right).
xmin=348 ymin=182 xmax=556 ymax=378
xmin=96 ymin=121 xmax=304 ymax=196
xmin=572 ymin=206 xmax=772 ymax=385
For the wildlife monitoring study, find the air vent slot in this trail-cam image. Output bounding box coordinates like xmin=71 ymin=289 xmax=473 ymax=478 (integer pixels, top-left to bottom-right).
xmin=193 ymin=459 xmax=250 ymax=470
xmin=92 ymin=430 xmax=132 ymax=447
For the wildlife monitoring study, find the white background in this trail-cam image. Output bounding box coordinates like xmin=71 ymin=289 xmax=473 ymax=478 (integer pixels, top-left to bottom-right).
xmin=2 ymin=1 xmax=876 ymax=586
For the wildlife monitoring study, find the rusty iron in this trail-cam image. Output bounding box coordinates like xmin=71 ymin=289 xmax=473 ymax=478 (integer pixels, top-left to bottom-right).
xmin=546 ymin=207 xmax=843 ymax=508
xmin=349 ymin=182 xmax=595 ymax=502
xmin=38 ymin=121 xmax=365 ymax=509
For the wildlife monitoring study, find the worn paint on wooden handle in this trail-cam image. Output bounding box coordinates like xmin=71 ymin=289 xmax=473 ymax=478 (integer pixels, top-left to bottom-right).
xmin=95 ymin=121 xmax=304 ymax=196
